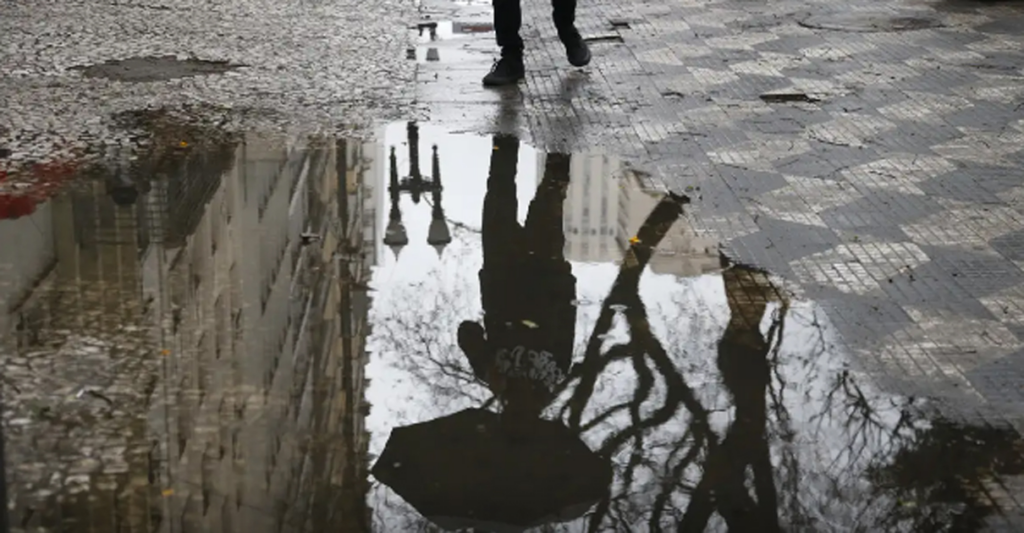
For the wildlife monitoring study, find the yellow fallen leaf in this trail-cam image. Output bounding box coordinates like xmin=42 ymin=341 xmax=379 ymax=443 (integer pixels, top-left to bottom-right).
xmin=179 ymin=141 xmax=188 ymax=148
xmin=162 ymin=489 xmax=174 ymax=497
xmin=161 ymin=349 xmax=170 ymax=356
xmin=522 ymin=320 xmax=538 ymax=329
xmin=629 ymin=236 xmax=640 ymax=244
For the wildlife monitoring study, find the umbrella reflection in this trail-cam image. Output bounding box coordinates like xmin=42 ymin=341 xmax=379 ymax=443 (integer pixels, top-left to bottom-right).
xmin=372 ymin=409 xmax=611 ymax=532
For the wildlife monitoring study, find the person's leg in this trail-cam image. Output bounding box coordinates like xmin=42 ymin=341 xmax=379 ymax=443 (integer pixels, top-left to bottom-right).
xmin=482 ymin=134 xmax=523 ymax=265
xmin=551 ymin=0 xmax=577 ymax=42
xmin=484 ymin=0 xmax=526 ymax=86
xmin=476 ymin=135 xmax=526 ymax=392
xmin=551 ymin=0 xmax=591 ymax=67
xmin=523 ymin=153 xmax=576 ymax=374
xmin=493 ymin=0 xmax=524 ymax=58
xmin=523 ymin=152 xmax=571 ymax=261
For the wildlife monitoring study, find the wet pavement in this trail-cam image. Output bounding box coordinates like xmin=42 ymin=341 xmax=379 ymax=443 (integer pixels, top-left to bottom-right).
xmin=0 ymin=0 xmax=416 ymax=172
xmin=1 ymin=121 xmax=1023 ymax=532
xmin=4 ymin=0 xmax=1024 ymax=530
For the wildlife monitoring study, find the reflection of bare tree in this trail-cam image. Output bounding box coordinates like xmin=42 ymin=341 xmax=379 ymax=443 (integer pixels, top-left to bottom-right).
xmin=373 ymin=181 xmax=1024 ymax=532
xmin=865 ymin=419 xmax=1024 ymax=532
xmin=375 ymin=272 xmax=498 ymax=411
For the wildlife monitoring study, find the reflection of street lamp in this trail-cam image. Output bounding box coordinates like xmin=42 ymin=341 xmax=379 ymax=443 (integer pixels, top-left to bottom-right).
xmin=383 ymin=122 xmax=452 ymax=259
xmin=384 ymin=147 xmax=410 ymax=258
xmin=426 ymin=145 xmax=451 ymax=257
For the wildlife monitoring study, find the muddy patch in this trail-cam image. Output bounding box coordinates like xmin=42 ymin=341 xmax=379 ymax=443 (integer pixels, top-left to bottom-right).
xmin=799 ymin=12 xmax=943 ymax=33
xmin=69 ymin=55 xmax=244 ymax=82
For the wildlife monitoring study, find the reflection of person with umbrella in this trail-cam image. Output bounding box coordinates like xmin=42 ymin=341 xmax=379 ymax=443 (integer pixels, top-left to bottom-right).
xmin=457 ymin=134 xmax=576 ymax=427
xmin=681 ymin=263 xmax=786 ymax=531
xmin=372 ymin=135 xmax=611 ymax=532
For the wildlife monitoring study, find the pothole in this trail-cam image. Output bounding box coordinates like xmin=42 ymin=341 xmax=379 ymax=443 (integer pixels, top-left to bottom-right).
xmin=69 ymin=55 xmax=244 ymax=82
xmin=799 ymin=13 xmax=943 ymax=33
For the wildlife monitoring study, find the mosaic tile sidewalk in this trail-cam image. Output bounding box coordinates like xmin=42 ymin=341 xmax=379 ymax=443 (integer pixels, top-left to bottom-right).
xmin=417 ymin=0 xmax=1024 ymax=432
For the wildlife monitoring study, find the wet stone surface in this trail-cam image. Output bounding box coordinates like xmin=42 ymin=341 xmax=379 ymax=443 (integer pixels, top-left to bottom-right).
xmin=0 ymin=0 xmax=417 ymax=174
xmin=2 ymin=121 xmax=1024 ymax=532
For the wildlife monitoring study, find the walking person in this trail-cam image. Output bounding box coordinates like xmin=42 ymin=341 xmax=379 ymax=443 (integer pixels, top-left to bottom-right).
xmin=483 ymin=0 xmax=591 ymax=87
xmin=457 ymin=134 xmax=577 ymax=425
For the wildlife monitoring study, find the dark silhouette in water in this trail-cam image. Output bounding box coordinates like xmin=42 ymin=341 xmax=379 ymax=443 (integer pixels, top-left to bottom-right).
xmin=457 ymin=134 xmax=576 ymax=425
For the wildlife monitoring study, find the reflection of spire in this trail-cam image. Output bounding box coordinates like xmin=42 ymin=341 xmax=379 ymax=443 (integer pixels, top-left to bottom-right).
xmin=383 ymin=147 xmax=409 ymax=259
xmin=384 ymin=121 xmax=452 ymax=259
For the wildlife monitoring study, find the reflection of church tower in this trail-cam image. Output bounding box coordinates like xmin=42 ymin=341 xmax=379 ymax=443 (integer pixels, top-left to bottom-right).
xmin=382 ymin=122 xmax=452 ymax=259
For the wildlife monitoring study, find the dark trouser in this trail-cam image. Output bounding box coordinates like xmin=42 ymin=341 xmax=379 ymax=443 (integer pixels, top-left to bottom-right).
xmin=493 ymin=0 xmax=578 ymax=57
xmin=482 ymin=134 xmax=571 ymax=268
xmin=472 ymin=134 xmax=575 ymax=371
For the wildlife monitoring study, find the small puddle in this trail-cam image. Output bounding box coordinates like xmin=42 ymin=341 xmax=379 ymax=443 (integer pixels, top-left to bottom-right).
xmin=69 ymin=55 xmax=244 ymax=82
xmin=409 ymin=19 xmax=495 ymax=64
xmin=798 ymin=12 xmax=943 ymax=33
xmin=0 ymin=119 xmax=1022 ymax=532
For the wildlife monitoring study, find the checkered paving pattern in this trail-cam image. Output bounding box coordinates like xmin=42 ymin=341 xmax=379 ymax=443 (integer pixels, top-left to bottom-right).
xmin=415 ymin=0 xmax=1024 ymax=520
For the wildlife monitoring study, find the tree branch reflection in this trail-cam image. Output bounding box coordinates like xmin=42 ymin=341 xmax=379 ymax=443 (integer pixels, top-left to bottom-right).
xmin=372 ymin=144 xmax=1024 ymax=532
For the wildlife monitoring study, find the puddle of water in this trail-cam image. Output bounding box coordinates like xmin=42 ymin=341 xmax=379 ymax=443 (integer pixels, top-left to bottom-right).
xmin=798 ymin=12 xmax=943 ymax=33
xmin=0 ymin=118 xmax=1022 ymax=532
xmin=70 ymin=55 xmax=244 ymax=82
xmin=411 ymin=19 xmax=496 ymax=65
xmin=413 ymin=43 xmax=491 ymax=66
xmin=415 ymin=20 xmax=494 ymax=43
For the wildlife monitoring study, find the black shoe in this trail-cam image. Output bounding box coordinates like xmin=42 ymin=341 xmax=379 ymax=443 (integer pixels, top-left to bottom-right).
xmin=482 ymin=56 xmax=525 ymax=87
xmin=563 ymin=32 xmax=591 ymax=67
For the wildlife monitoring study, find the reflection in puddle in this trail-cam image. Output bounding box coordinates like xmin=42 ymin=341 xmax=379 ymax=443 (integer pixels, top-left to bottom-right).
xmin=412 ymin=19 xmax=495 ymax=65
xmin=0 ymin=115 xmax=378 ymax=532
xmin=0 ymin=118 xmax=1021 ymax=533
xmin=365 ymin=125 xmax=1024 ymax=532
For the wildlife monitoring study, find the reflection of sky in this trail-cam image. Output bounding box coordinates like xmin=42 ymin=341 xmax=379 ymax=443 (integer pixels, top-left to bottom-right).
xmin=364 ymin=128 xmax=923 ymax=531
xmin=366 ymin=126 xmax=537 ymax=444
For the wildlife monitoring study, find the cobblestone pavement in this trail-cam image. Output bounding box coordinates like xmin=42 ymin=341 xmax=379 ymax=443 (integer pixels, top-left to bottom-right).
xmin=412 ymin=0 xmax=1024 ymax=525
xmin=0 ymin=0 xmax=418 ymax=173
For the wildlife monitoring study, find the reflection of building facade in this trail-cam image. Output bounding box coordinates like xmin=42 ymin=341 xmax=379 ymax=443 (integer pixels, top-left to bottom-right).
xmin=0 ymin=130 xmax=379 ymax=532
xmin=561 ymin=153 xmax=719 ymax=276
